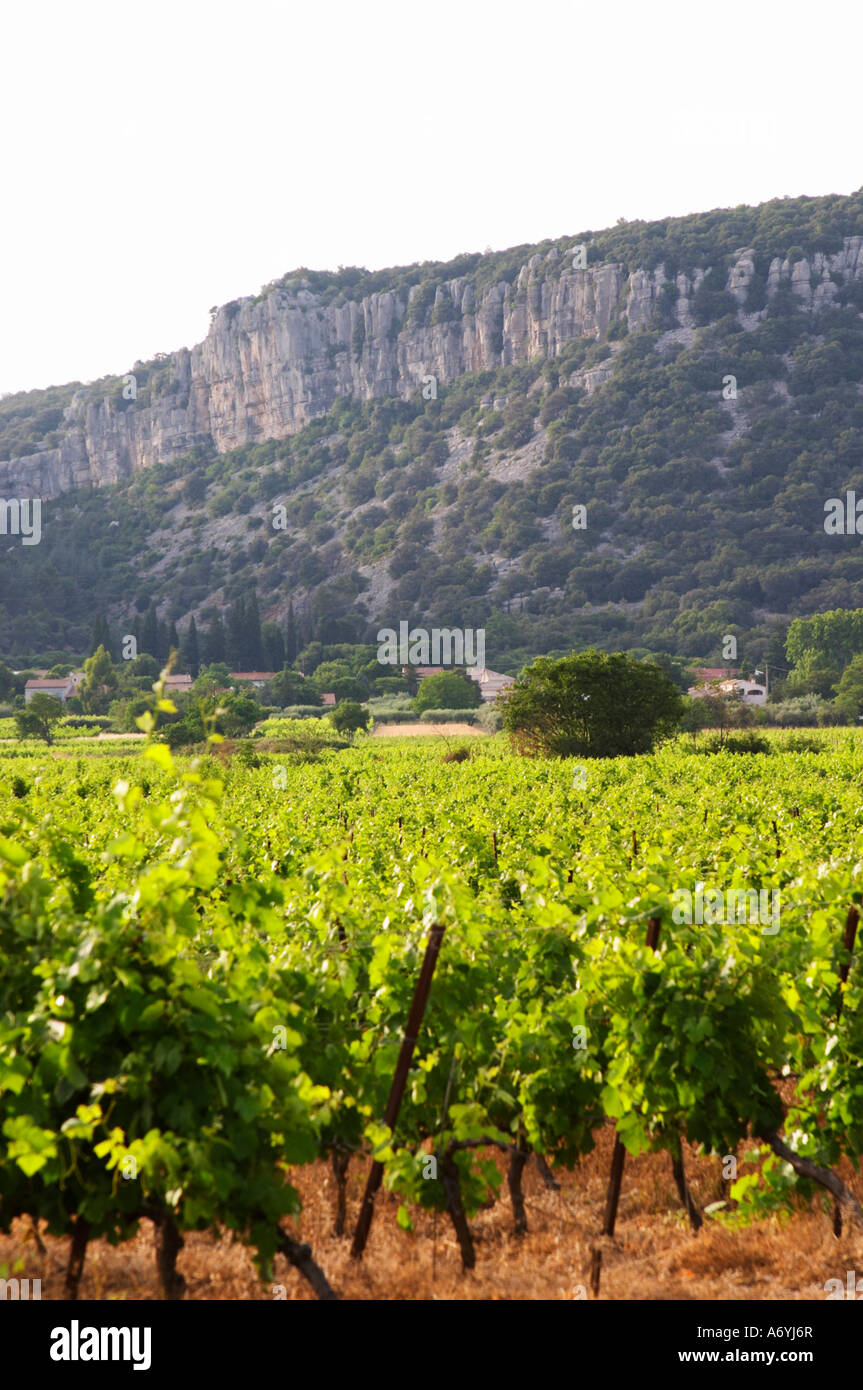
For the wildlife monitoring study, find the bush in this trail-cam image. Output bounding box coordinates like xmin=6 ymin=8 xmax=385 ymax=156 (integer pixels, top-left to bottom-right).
xmin=280 ymin=705 xmax=331 ymax=720
xmin=419 ymin=709 xmax=478 ymax=724
xmin=373 ymin=677 xmax=408 ymax=696
xmin=413 ymin=671 xmax=482 ymax=714
xmin=502 ymin=650 xmax=683 ymax=758
xmin=701 ymin=732 xmax=772 ymax=755
xmin=58 ymin=715 xmax=113 ymax=730
xmin=233 ymin=739 xmax=261 ymax=767
xmin=476 ymin=703 xmax=503 ymax=733
xmin=328 ymin=701 xmax=370 ymax=734
xmin=253 ymin=719 xmax=349 ymax=761
xmin=256 ymin=717 xmax=344 ymax=745
xmin=162 ymin=720 xmax=203 ymax=749
xmin=764 ymin=695 xmax=833 ymax=727
xmin=780 ymin=732 xmax=825 ymax=753
xmin=369 ymin=710 xmax=420 ymax=724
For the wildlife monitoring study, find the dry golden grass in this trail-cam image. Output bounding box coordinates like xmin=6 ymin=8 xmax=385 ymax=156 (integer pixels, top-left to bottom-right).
xmin=5 ymin=1123 xmax=861 ymax=1301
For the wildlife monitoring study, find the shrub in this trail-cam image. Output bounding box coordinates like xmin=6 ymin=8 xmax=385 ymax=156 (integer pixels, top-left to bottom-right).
xmin=419 ymin=709 xmax=478 ymax=724
xmin=413 ymin=672 xmax=482 ymax=714
xmin=327 ymin=701 xmax=370 ymax=734
xmin=476 ymin=703 xmax=503 ymax=733
xmin=780 ymin=732 xmax=825 ymax=753
xmin=701 ymin=732 xmax=771 ymax=755
xmin=502 ymin=650 xmax=683 ymax=758
xmin=58 ymin=715 xmax=113 ymax=730
xmin=162 ymin=720 xmax=203 ymax=749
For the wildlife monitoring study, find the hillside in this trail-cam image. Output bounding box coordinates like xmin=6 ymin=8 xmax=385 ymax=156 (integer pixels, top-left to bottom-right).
xmin=3 ymin=189 xmax=863 ymax=670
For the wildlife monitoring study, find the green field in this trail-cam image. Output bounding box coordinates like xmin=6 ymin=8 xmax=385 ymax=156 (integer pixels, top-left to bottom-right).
xmin=1 ymin=730 xmax=861 ymax=1296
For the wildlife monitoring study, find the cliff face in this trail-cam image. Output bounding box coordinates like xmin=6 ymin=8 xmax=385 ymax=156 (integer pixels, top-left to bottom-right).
xmin=5 ymin=236 xmax=863 ymax=499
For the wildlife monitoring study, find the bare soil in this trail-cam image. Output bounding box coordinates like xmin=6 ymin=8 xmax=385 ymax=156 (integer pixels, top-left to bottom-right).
xmin=5 ymin=1126 xmax=860 ymax=1301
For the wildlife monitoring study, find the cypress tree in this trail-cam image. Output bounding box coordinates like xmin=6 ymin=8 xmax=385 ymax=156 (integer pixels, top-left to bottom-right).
xmin=141 ymin=604 xmax=159 ymax=658
xmin=262 ymin=621 xmax=285 ymax=671
xmin=90 ymin=615 xmax=110 ymax=656
xmin=226 ymin=597 xmax=246 ymax=670
xmin=184 ymin=617 xmax=200 ymax=678
xmin=245 ymin=591 xmax=264 ymax=670
xmin=205 ymin=614 xmax=226 ymax=665
xmin=285 ymin=600 xmax=298 ymax=665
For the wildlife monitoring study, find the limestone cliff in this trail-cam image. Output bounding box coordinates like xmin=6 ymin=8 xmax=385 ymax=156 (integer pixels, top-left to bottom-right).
xmin=4 ymin=235 xmax=863 ymax=500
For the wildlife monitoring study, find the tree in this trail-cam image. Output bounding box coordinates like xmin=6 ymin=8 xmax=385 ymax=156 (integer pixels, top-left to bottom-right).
xmin=90 ymin=615 xmax=111 ymax=657
xmin=15 ymin=693 xmax=63 ymax=745
xmin=226 ymin=597 xmax=247 ymax=670
xmin=500 ymin=649 xmax=683 ymax=758
xmin=0 ymin=661 xmax=16 ymax=702
xmin=79 ymin=645 xmax=118 ymax=715
xmin=678 ymin=691 xmax=755 ymax=745
xmin=183 ymin=617 xmax=200 ymax=678
xmin=244 ymin=591 xmax=264 ymax=670
xmin=312 ymin=660 xmax=367 ymax=701
xmin=141 ymin=604 xmax=159 ymax=658
xmin=203 ymin=614 xmax=226 ymax=665
xmin=285 ymin=601 xmax=298 ymax=665
xmin=834 ymin=654 xmax=863 ymax=721
xmin=269 ymin=668 xmax=321 ymax=706
xmin=192 ymin=663 xmax=232 ymax=699
xmin=328 ymin=700 xmax=369 ymax=734
xmin=294 ymin=641 xmax=324 ymax=675
xmin=644 ymin=651 xmax=691 ymax=693
xmin=413 ymin=671 xmax=481 ymax=714
xmin=786 ymin=609 xmax=863 ymax=688
xmin=261 ymin=621 xmax=285 ymax=672
xmin=217 ymin=694 xmax=260 ymax=737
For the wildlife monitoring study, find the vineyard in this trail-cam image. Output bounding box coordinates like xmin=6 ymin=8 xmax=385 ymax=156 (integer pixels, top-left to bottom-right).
xmin=0 ymin=728 xmax=861 ymax=1300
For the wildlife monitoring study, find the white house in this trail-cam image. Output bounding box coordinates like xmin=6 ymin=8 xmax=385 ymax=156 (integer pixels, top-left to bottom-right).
xmin=466 ymin=667 xmax=516 ymax=703
xmin=24 ymin=672 xmax=85 ymax=705
xmin=687 ymin=677 xmax=766 ymax=707
xmin=229 ymin=672 xmax=276 ymax=689
xmin=720 ymin=678 xmax=766 ymax=706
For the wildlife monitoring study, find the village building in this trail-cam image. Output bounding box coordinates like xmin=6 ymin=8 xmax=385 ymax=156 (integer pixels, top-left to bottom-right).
xmin=24 ymin=672 xmax=85 ymax=705
xmin=229 ymin=672 xmax=277 ymax=689
xmin=687 ymin=676 xmax=766 ymax=706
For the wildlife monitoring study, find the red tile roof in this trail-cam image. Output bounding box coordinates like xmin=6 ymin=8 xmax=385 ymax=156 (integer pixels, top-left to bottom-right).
xmin=694 ymin=667 xmax=738 ymax=681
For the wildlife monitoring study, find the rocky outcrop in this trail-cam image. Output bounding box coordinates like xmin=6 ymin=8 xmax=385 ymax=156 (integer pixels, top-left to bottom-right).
xmin=5 ymin=236 xmax=863 ymax=499
xmin=764 ymin=236 xmax=863 ymax=309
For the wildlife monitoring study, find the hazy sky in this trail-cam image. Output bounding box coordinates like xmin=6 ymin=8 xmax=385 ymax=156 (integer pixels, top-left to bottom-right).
xmin=3 ymin=0 xmax=861 ymax=395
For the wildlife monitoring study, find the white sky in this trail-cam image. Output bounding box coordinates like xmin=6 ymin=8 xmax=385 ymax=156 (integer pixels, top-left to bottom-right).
xmin=2 ymin=0 xmax=861 ymax=396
